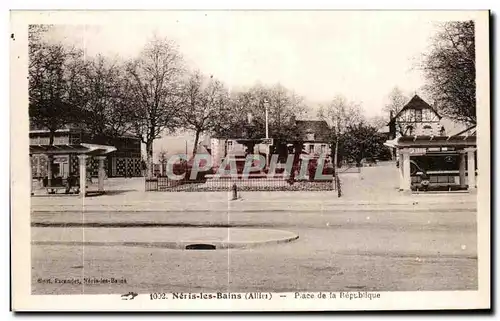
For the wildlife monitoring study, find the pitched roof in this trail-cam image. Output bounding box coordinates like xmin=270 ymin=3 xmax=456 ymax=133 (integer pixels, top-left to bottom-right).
xmin=394 ymin=95 xmax=442 ymax=120
xmin=295 ymin=120 xmax=331 ymax=141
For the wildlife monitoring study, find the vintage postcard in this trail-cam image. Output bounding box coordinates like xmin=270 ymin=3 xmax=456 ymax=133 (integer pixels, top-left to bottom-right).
xmin=11 ymin=10 xmax=490 ymax=311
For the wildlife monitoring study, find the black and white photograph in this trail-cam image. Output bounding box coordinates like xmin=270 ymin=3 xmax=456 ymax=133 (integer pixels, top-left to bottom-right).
xmin=10 ymin=10 xmax=490 ymax=311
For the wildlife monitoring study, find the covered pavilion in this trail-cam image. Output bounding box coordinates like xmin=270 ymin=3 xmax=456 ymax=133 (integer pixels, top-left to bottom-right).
xmin=384 ymin=135 xmax=477 ymax=192
xmin=29 ymin=143 xmax=117 ymax=197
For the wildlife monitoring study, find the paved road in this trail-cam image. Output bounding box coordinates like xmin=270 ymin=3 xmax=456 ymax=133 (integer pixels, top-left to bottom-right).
xmin=31 ymin=208 xmax=477 ymax=294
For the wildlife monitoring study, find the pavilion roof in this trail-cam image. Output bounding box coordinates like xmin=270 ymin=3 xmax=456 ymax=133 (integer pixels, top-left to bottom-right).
xmin=29 ymin=143 xmax=117 ymax=156
xmin=384 ymin=135 xmax=476 ymax=149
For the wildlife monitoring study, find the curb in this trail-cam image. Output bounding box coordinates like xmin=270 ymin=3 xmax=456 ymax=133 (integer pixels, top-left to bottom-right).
xmin=31 ymin=232 xmax=299 ymax=250
xmin=31 ymin=206 xmax=477 ymax=213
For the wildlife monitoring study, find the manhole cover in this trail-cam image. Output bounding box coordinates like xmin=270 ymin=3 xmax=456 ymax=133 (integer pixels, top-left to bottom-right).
xmin=185 ymin=243 xmax=217 ymax=250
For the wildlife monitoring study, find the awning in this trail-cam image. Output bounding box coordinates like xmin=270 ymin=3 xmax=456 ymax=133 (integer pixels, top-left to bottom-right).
xmin=29 ymin=143 xmax=117 ymax=156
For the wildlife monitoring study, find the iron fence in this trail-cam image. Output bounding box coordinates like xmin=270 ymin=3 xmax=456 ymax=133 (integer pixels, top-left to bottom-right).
xmin=146 ymin=176 xmax=337 ymax=192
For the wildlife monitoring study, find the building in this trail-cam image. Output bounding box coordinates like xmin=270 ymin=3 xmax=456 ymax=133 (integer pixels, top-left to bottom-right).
xmin=382 ymin=95 xmax=477 ymax=192
xmin=207 ymin=119 xmax=332 ymax=168
xmin=30 ymin=128 xmax=142 ymax=178
xmin=387 ymin=135 xmax=477 ymax=192
xmin=391 ymin=94 xmax=445 ymax=138
xmin=378 ymin=95 xmax=447 ymax=160
xmin=294 ymin=120 xmax=332 ymax=158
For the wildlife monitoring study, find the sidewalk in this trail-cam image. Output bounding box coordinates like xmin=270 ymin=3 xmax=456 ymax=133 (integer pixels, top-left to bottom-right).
xmin=31 ymin=190 xmax=477 ymax=213
xmin=30 ymin=164 xmax=478 ymax=213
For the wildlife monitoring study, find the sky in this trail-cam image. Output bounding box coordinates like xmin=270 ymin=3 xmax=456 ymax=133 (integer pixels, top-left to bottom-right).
xmin=43 ymin=11 xmax=477 ymax=159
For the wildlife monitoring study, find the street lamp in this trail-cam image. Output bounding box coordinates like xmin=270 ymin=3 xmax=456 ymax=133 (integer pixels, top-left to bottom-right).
xmin=264 ymin=99 xmax=270 ymax=169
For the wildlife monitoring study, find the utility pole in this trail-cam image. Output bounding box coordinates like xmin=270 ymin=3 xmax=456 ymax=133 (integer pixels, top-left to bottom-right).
xmin=333 ymin=118 xmax=340 ymax=171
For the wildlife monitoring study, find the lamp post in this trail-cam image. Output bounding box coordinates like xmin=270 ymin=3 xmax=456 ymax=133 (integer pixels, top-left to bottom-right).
xmin=264 ymin=99 xmax=270 ymax=169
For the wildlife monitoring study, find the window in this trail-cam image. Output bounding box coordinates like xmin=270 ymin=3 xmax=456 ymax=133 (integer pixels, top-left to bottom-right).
xmin=320 ymin=144 xmax=326 ymax=154
xmin=415 ymin=109 xmax=423 ymax=122
xmin=227 ymin=141 xmax=233 ymax=150
xmin=423 ymin=125 xmax=432 ymax=136
xmin=309 ymin=144 xmax=315 ymax=154
xmin=406 ymin=126 xmax=414 ymax=136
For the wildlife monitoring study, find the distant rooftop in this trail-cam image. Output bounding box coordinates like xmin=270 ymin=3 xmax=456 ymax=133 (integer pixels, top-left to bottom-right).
xmin=393 ymin=95 xmax=442 ymax=120
xmin=295 ymin=119 xmax=331 ymax=141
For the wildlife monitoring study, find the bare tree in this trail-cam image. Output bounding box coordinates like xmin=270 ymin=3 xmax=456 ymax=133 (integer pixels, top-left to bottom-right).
xmin=232 ymin=84 xmax=307 ymax=158
xmin=80 ymin=55 xmax=135 ymax=141
xmin=224 ymin=84 xmax=306 ymax=140
xmin=126 ymin=37 xmax=185 ymax=177
xmin=265 ymin=84 xmax=307 ymax=141
xmin=28 ymin=25 xmax=53 ymax=70
xmin=29 ymin=27 xmax=85 ymax=185
xmin=29 ymin=43 xmax=84 ymax=142
xmin=318 ymin=95 xmax=363 ymax=168
xmin=212 ymin=91 xmax=252 ymax=158
xmin=383 ymin=87 xmax=408 ymax=117
xmin=422 ymin=20 xmax=475 ymax=125
xmin=179 ymin=71 xmax=230 ymax=157
xmin=367 ymin=115 xmax=388 ymax=130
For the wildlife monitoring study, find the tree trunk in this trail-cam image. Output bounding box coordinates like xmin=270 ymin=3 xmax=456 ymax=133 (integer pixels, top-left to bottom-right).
xmin=192 ymin=131 xmax=201 ymax=158
xmin=47 ymin=130 xmax=55 ymax=187
xmin=146 ymin=141 xmax=154 ymax=178
xmin=334 ymin=138 xmax=340 ymax=198
xmin=289 ymin=142 xmax=302 ymax=183
xmin=334 ymin=137 xmax=339 ymax=170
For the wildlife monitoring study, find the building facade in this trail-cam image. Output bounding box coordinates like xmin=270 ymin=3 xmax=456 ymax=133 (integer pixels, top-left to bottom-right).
xmin=295 ymin=120 xmax=332 ymax=158
xmin=389 ymin=136 xmax=477 ymax=192
xmin=207 ymin=119 xmax=332 ymax=168
xmin=30 ymin=128 xmax=142 ymax=178
xmin=391 ymin=95 xmax=445 ymax=138
xmin=382 ymin=95 xmax=477 ymax=192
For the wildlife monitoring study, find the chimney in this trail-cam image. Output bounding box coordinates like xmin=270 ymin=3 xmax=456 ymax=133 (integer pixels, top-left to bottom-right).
xmin=389 ymin=111 xmax=396 ymax=139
